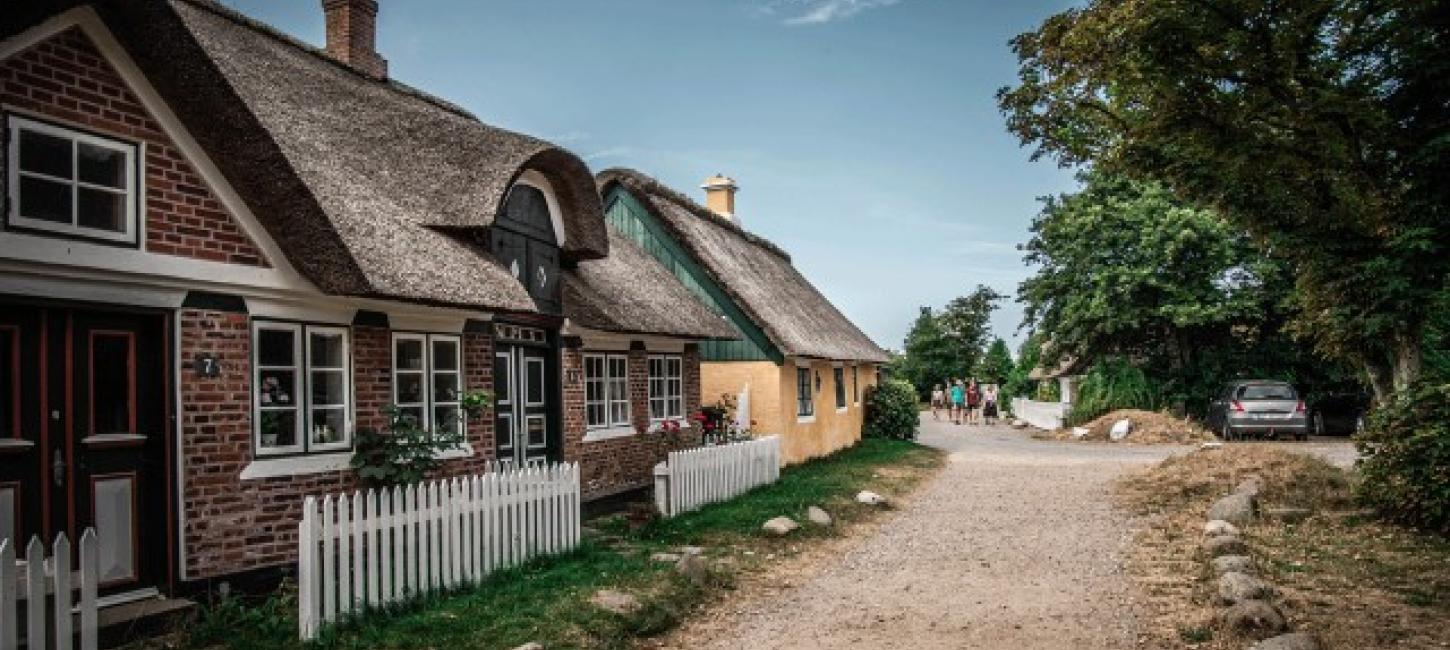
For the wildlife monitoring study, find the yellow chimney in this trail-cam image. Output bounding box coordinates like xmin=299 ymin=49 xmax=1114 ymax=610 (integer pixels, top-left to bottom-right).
xmin=701 ymin=174 xmax=739 ymax=223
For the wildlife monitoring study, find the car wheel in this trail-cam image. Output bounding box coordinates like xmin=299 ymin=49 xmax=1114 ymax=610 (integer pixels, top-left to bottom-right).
xmin=1221 ymin=423 xmax=1235 ymax=442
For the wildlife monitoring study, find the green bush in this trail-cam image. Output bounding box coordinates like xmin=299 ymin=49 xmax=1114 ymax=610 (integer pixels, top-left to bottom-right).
xmin=1067 ymin=358 xmax=1157 ymax=425
xmin=863 ymin=379 xmax=920 ymax=440
xmin=1356 ymin=383 xmax=1450 ymax=534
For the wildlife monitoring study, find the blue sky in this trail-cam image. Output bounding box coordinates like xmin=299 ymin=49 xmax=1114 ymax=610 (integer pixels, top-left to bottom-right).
xmin=221 ymin=0 xmax=1078 ymax=355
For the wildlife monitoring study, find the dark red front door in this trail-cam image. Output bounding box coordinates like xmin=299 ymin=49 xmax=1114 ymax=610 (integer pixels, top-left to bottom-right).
xmin=0 ymin=302 xmax=169 ymax=594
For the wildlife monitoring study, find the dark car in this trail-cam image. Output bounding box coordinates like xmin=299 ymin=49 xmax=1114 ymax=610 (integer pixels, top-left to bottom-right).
xmin=1307 ymin=391 xmax=1369 ymax=436
xmin=1206 ymin=380 xmax=1309 ymax=441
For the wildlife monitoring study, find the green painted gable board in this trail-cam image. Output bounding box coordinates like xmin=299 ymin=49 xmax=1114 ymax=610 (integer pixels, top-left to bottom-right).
xmin=604 ymin=189 xmax=782 ymax=363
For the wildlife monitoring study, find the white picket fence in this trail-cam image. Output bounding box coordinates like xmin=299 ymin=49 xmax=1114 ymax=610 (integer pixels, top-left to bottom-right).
xmin=0 ymin=530 xmax=100 ymax=650
xmin=653 ymin=436 xmax=781 ymax=518
xmin=297 ymin=463 xmax=581 ymax=640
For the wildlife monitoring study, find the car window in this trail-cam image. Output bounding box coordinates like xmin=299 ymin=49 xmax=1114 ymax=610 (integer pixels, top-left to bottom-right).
xmin=1237 ymin=384 xmax=1297 ymax=400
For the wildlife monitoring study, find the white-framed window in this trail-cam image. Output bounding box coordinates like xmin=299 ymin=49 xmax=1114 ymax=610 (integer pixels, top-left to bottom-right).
xmin=796 ymin=367 xmax=815 ymax=418
xmin=834 ymin=365 xmax=847 ymax=410
xmin=5 ymin=114 xmax=139 ymax=244
xmin=648 ymin=355 xmax=683 ymax=421
xmin=392 ymin=333 xmax=463 ymax=438
xmin=584 ymin=353 xmax=631 ymax=430
xmin=253 ymin=321 xmax=352 ymax=456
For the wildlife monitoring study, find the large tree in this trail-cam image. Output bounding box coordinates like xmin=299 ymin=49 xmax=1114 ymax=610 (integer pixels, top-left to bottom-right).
xmin=977 ymin=338 xmax=1015 ymax=386
xmin=999 ymin=0 xmax=1450 ymax=400
xmin=937 ymin=285 xmax=1006 ymax=375
xmin=898 ymin=286 xmax=1005 ymax=394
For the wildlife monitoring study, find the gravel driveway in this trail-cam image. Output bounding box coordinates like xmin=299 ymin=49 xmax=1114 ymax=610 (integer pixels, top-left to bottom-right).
xmin=662 ymin=417 xmax=1356 ymax=649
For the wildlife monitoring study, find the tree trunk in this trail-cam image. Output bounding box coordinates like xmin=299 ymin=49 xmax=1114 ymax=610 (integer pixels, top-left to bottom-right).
xmin=1392 ymin=332 xmax=1423 ymax=392
xmin=1364 ymin=358 xmax=1393 ymax=406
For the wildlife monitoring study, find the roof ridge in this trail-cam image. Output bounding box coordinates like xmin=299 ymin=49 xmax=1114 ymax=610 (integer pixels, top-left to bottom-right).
xmin=172 ymin=0 xmax=477 ymax=121
xmin=599 ymin=168 xmax=793 ymax=263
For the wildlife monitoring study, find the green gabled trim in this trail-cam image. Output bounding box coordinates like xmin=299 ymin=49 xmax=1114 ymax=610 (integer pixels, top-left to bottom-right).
xmin=604 ymin=188 xmax=783 ymax=364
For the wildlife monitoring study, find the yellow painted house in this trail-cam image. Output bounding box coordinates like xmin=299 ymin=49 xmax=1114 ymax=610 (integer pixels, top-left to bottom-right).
xmin=597 ymin=170 xmax=890 ymax=464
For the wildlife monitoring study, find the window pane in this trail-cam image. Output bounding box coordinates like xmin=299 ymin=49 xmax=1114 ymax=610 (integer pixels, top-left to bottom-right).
xmin=258 ymin=369 xmax=297 ymax=406
xmin=258 ymin=329 xmax=295 ymax=367
xmin=258 ymin=410 xmax=297 ymax=449
xmin=18 ymin=176 xmax=72 ymax=224
xmin=396 ymin=373 xmax=424 ymax=404
xmin=493 ymin=355 xmax=510 ymax=403
xmin=431 ymin=339 xmax=459 ymax=371
xmin=311 ymin=370 xmax=345 ymax=406
xmin=19 ymin=129 xmax=71 ymax=178
xmin=610 ymin=402 xmax=629 ymax=425
xmin=396 ymin=406 xmax=425 ymax=428
xmin=433 ymin=372 xmax=458 ymax=404
xmin=395 ymin=339 xmax=424 ymax=371
xmin=310 ymin=408 xmax=346 ymax=445
xmin=586 ymin=403 xmax=604 ymax=428
xmin=77 ymin=142 xmax=126 ymax=188
xmin=91 ymin=334 xmax=133 ymax=434
xmin=77 ymin=187 xmax=126 ymax=232
xmin=433 ymin=406 xmax=460 ymax=436
xmin=310 ymin=331 xmax=344 ymax=368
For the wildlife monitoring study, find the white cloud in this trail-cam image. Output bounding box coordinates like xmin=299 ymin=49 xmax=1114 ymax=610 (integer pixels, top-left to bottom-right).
xmin=762 ymin=0 xmax=907 ymax=26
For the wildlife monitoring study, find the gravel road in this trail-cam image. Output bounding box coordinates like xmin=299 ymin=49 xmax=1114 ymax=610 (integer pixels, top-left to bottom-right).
xmin=662 ymin=416 xmax=1356 ymax=649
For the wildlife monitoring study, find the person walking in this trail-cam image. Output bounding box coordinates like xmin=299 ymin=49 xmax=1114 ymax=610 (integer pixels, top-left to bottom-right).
xmin=930 ymin=384 xmax=945 ymax=421
xmin=965 ymin=379 xmax=982 ymax=425
xmin=949 ymin=379 xmax=966 ymax=425
xmin=983 ymin=384 xmax=999 ymax=425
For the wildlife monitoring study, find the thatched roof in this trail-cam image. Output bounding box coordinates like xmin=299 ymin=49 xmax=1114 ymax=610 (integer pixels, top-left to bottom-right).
xmin=598 ymin=169 xmax=889 ymax=363
xmin=52 ymin=0 xmax=609 ymax=311
xmin=564 ymin=227 xmax=739 ymax=340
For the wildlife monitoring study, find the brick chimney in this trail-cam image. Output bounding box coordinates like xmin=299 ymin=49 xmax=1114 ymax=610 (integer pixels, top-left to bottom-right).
xmin=322 ymin=0 xmax=388 ymax=79
xmin=701 ymin=174 xmax=739 ymax=223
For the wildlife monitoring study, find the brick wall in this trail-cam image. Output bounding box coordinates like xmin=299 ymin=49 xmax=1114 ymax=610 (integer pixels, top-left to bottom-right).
xmin=0 ymin=28 xmax=268 ymax=266
xmin=178 ymin=314 xmax=497 ymax=579
xmin=573 ymin=343 xmax=703 ymax=500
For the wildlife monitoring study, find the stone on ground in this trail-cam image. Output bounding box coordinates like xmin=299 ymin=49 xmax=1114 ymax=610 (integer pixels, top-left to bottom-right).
xmin=1211 ymin=554 xmax=1255 ymax=576
xmin=763 ymin=516 xmax=800 ymax=536
xmin=677 ymin=545 xmax=706 ymax=556
xmin=676 ymin=553 xmax=708 ymax=586
xmin=806 ymin=506 xmax=833 ymax=526
xmin=1203 ymin=534 xmax=1248 ymax=557
xmin=1218 ymin=599 xmax=1288 ymax=636
xmin=1236 ymin=475 xmax=1264 ymax=497
xmin=1071 ymin=426 xmax=1091 ymax=438
xmin=855 ymin=491 xmax=888 ymax=506
xmin=511 ymin=643 xmax=544 ymax=650
xmin=590 ymin=589 xmax=642 ymax=615
xmin=1109 ymin=419 xmax=1131 ymax=441
xmin=1204 ymin=519 xmax=1240 ymax=537
xmin=1218 ymin=571 xmax=1275 ymax=604
xmin=650 ymin=552 xmax=682 ymax=563
xmin=1208 ymin=493 xmax=1257 ymax=526
xmin=1250 ymin=632 xmax=1322 ymax=650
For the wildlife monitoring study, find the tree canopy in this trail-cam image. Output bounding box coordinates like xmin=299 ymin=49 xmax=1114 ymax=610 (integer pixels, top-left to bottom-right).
xmin=898 ymin=286 xmax=1005 ymax=395
xmin=999 ymin=0 xmax=1450 ymax=400
xmin=976 ymin=339 xmax=1015 ymax=386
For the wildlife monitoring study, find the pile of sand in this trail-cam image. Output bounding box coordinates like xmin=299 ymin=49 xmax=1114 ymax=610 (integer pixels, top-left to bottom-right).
xmin=1054 ymin=409 xmax=1216 ymax=444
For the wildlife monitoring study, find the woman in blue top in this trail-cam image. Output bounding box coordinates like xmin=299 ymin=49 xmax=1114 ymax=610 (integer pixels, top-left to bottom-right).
xmin=949 ymin=380 xmax=966 ymax=425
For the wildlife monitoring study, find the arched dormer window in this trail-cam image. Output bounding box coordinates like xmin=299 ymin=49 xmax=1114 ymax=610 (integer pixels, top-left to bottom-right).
xmin=491 ymin=171 xmax=565 ymax=314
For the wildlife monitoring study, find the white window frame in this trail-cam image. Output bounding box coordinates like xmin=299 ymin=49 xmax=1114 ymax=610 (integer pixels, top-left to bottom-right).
xmin=390 ymin=333 xmax=464 ymax=439
xmin=253 ymin=321 xmax=304 ymax=456
xmin=251 ymin=320 xmax=353 ymax=457
xmin=305 ymin=325 xmax=352 ymax=453
xmin=583 ymin=353 xmax=632 ymax=432
xmin=5 ymin=114 xmax=139 ymax=244
xmin=648 ymin=354 xmax=684 ymax=422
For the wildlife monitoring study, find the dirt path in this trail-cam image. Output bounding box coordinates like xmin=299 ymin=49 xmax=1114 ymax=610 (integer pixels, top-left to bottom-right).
xmin=659 ymin=417 xmax=1184 ymax=649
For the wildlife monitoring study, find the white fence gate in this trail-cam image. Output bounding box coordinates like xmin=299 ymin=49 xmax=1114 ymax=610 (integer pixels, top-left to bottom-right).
xmin=297 ymin=463 xmax=581 ymax=640
xmin=653 ymin=436 xmax=781 ymax=518
xmin=0 ymin=530 xmax=101 ymax=650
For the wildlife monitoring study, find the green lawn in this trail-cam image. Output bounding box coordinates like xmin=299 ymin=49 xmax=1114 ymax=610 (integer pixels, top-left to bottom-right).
xmin=177 ymin=438 xmax=943 ymax=650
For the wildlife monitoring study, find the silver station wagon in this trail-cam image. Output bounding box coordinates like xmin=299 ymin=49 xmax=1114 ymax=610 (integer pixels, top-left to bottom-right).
xmin=1206 ymin=380 xmax=1310 ymax=441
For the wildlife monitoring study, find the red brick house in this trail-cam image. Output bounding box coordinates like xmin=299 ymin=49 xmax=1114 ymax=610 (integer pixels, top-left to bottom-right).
xmin=0 ymin=0 xmax=733 ymax=602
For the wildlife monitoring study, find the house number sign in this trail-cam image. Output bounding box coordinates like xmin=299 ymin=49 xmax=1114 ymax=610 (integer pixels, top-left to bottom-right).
xmin=195 ymin=353 xmax=220 ymax=378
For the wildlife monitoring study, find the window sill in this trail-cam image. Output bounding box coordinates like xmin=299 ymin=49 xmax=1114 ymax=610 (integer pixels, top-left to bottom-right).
xmin=435 ymin=443 xmax=475 ymax=460
xmin=836 ymin=407 xmax=848 ymax=414
xmin=583 ymin=427 xmax=637 ymax=443
xmin=796 ymin=415 xmax=816 ymax=424
xmin=241 ymin=452 xmax=353 ymax=480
